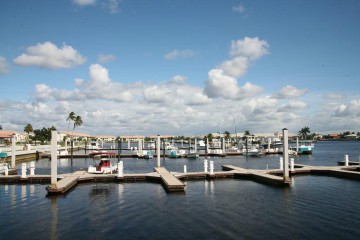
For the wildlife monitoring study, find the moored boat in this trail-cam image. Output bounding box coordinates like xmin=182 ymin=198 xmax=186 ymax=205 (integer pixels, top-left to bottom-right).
xmin=88 ymin=151 xmax=117 ymax=174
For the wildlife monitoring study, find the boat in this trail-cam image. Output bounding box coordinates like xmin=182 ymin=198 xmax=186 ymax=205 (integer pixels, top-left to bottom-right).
xmin=86 ymin=141 xmax=100 ymax=150
xmin=87 ymin=151 xmax=117 ymax=174
xmin=290 ymin=140 xmax=314 ymax=154
xmin=168 ymin=149 xmax=186 ymax=158
xmin=186 ymin=147 xmax=199 ymax=159
xmin=144 ymin=151 xmax=153 ymax=159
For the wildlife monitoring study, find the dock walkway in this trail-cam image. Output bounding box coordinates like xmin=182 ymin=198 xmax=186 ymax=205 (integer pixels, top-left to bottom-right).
xmin=154 ymin=167 xmax=186 ymax=191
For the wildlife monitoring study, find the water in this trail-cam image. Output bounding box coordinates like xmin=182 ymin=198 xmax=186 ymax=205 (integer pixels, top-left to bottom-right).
xmin=1 ymin=141 xmax=360 ymax=239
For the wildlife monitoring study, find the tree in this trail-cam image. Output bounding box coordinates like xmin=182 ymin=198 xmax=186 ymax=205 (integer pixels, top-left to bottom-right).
xmin=73 ymin=115 xmax=83 ymax=132
xmin=224 ymin=131 xmax=231 ymax=140
xmin=298 ymin=127 xmax=310 ymax=140
xmin=24 ymin=123 xmax=33 ymax=143
xmin=67 ymin=112 xmax=76 ymax=132
xmin=32 ymin=126 xmax=56 ymax=144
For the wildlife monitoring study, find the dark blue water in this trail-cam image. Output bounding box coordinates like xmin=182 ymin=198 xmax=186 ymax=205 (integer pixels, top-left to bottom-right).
xmin=1 ymin=141 xmax=360 ymax=239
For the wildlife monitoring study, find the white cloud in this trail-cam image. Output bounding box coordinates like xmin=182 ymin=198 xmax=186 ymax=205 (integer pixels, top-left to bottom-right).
xmin=98 ymin=53 xmax=116 ymax=63
xmin=72 ymin=0 xmax=96 ymax=6
xmin=164 ymin=49 xmax=197 ymax=60
xmin=334 ymin=99 xmax=360 ymax=117
xmin=230 ymin=37 xmax=269 ymax=61
xmin=232 ymin=4 xmax=246 ymax=14
xmin=14 ymin=42 xmax=86 ymax=69
xmin=0 ymin=56 xmax=9 ymax=74
xmin=204 ymin=37 xmax=268 ymax=99
xmin=278 ymin=100 xmax=306 ymax=112
xmin=102 ymin=0 xmax=120 ymax=14
xmin=324 ymin=92 xmax=345 ymax=100
xmin=272 ymin=85 xmax=307 ymax=99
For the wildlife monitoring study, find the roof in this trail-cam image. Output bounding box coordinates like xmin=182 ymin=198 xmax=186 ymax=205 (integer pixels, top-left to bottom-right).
xmin=0 ymin=130 xmax=16 ymax=138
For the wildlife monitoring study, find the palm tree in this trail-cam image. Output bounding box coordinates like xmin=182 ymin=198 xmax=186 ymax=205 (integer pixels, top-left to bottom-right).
xmin=67 ymin=112 xmax=76 ymax=132
xmin=224 ymin=131 xmax=231 ymax=140
xmin=24 ymin=123 xmax=33 ymax=143
xmin=298 ymin=127 xmax=310 ymax=140
xmin=73 ymin=115 xmax=83 ymax=131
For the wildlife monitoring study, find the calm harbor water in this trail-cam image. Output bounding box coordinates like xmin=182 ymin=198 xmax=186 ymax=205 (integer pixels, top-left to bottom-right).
xmin=1 ymin=141 xmax=360 ymax=240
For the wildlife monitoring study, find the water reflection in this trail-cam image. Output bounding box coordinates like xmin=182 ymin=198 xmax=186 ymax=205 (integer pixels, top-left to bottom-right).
xmin=51 ymin=198 xmax=58 ymax=240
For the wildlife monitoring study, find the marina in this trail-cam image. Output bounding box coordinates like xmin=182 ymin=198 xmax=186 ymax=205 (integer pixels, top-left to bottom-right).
xmin=1 ymin=140 xmax=360 ymax=239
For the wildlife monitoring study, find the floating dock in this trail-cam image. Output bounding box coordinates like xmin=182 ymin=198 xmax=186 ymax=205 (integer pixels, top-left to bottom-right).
xmin=1 ymin=164 xmax=359 ymax=197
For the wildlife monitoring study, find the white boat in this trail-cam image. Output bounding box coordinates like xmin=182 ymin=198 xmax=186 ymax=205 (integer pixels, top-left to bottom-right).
xmin=290 ymin=140 xmax=314 ymax=154
xmin=86 ymin=141 xmax=100 ymax=150
xmin=168 ymin=149 xmax=186 ymax=158
xmin=186 ymin=147 xmax=199 ymax=159
xmin=144 ymin=151 xmax=153 ymax=159
xmin=87 ymin=151 xmax=117 ymax=174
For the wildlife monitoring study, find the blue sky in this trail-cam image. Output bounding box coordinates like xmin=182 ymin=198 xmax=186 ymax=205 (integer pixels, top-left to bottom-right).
xmin=1 ymin=0 xmax=359 ymax=136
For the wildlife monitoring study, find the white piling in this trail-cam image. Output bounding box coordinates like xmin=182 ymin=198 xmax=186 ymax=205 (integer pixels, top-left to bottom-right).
xmin=21 ymin=163 xmax=27 ymax=178
xmin=204 ymin=159 xmax=208 ymax=173
xmin=157 ymin=135 xmax=161 ymax=167
xmin=194 ymin=139 xmax=197 ymax=152
xmin=139 ymin=139 xmax=143 ymax=156
xmin=30 ymin=161 xmax=35 ymax=175
xmin=117 ymin=161 xmax=123 ymax=177
xmin=210 ymin=161 xmax=214 ymax=174
xmin=4 ymin=165 xmax=8 ymax=176
xmin=128 ymin=139 xmax=130 ymax=149
xmin=184 ymin=165 xmax=187 ymax=174
xmin=222 ymin=138 xmax=225 ymax=153
xmin=344 ymin=155 xmax=349 ymax=166
xmin=50 ymin=131 xmax=58 ymax=188
xmin=11 ymin=134 xmax=16 ymax=168
xmin=282 ymin=128 xmax=290 ymax=182
xmin=290 ymin=158 xmax=294 ymax=172
xmin=279 ymin=157 xmax=283 ymax=170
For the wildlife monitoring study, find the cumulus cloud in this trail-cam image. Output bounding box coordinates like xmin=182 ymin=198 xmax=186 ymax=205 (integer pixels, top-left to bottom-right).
xmin=72 ymin=0 xmax=96 ymax=5
xmin=98 ymin=53 xmax=116 ymax=63
xmin=0 ymin=56 xmax=9 ymax=74
xmin=164 ymin=49 xmax=197 ymax=60
xmin=272 ymin=85 xmax=307 ymax=99
xmin=278 ymin=100 xmax=306 ymax=112
xmin=14 ymin=42 xmax=86 ymax=69
xmin=204 ymin=37 xmax=268 ymax=99
xmin=334 ymin=99 xmax=360 ymax=117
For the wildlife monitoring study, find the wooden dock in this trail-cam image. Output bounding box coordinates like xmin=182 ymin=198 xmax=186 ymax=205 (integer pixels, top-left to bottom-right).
xmin=47 ymin=171 xmax=86 ymax=195
xmin=1 ymin=163 xmax=359 ymax=197
xmin=154 ymin=167 xmax=186 ymax=191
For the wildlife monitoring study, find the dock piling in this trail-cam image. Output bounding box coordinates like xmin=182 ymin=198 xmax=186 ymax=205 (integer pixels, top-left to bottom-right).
xmin=210 ymin=161 xmax=214 ymax=174
xmin=290 ymin=158 xmax=294 ymax=172
xmin=279 ymin=157 xmax=283 ymax=170
xmin=345 ymin=155 xmax=349 ymax=166
xmin=184 ymin=165 xmax=187 ymax=174
xmin=157 ymin=135 xmax=160 ymax=167
xmin=4 ymin=165 xmax=8 ymax=176
xmin=11 ymin=134 xmax=16 ymax=168
xmin=21 ymin=163 xmax=27 ymax=179
xmin=204 ymin=159 xmax=208 ymax=173
xmin=282 ymin=128 xmax=290 ymax=183
xmin=30 ymin=161 xmax=35 ymax=175
xmin=117 ymin=161 xmax=123 ymax=177
xmin=50 ymin=131 xmax=58 ymax=188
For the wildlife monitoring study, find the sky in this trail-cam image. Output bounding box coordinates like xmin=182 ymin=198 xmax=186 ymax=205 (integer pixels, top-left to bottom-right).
xmin=0 ymin=0 xmax=360 ymax=136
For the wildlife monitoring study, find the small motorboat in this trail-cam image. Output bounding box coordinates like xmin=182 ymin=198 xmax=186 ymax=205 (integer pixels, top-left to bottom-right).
xmin=88 ymin=151 xmax=117 ymax=174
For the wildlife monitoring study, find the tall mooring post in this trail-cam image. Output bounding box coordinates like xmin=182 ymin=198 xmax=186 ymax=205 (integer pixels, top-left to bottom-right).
xmin=51 ymin=131 xmax=58 ymax=188
xmin=157 ymin=135 xmax=161 ymax=167
xmin=117 ymin=137 xmax=121 ymax=163
xmin=11 ymin=134 xmax=16 ymax=168
xmin=282 ymin=128 xmax=290 ymax=183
